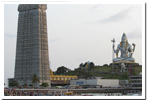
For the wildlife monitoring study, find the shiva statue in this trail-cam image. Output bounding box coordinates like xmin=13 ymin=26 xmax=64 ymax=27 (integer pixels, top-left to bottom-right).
xmin=113 ymin=33 xmax=136 ymax=62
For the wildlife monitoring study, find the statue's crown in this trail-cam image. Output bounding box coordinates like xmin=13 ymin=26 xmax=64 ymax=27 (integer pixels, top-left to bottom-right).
xmin=121 ymin=33 xmax=128 ymax=42
xmin=122 ymin=33 xmax=126 ymax=37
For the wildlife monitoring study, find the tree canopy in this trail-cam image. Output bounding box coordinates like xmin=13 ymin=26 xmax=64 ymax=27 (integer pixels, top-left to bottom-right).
xmin=79 ymin=61 xmax=95 ymax=70
xmin=55 ymin=66 xmax=70 ymax=75
xmin=32 ymin=74 xmax=40 ymax=87
xmin=9 ymin=80 xmax=18 ymax=87
xmin=40 ymin=82 xmax=49 ymax=87
xmin=79 ymin=63 xmax=84 ymax=68
xmin=103 ymin=64 xmax=109 ymax=66
xmin=89 ymin=62 xmax=95 ymax=69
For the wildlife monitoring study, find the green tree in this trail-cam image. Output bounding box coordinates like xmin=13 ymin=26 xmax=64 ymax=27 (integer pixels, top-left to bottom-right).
xmin=103 ymin=64 xmax=108 ymax=66
xmin=9 ymin=80 xmax=18 ymax=87
xmin=90 ymin=62 xmax=95 ymax=69
xmin=85 ymin=73 xmax=93 ymax=78
xmin=40 ymin=82 xmax=49 ymax=87
xmin=56 ymin=66 xmax=70 ymax=75
xmin=132 ymin=69 xmax=137 ymax=75
xmin=123 ymin=72 xmax=128 ymax=79
xmin=79 ymin=63 xmax=84 ymax=69
xmin=83 ymin=62 xmax=87 ymax=67
xmin=75 ymin=68 xmax=81 ymax=71
xmin=32 ymin=74 xmax=40 ymax=87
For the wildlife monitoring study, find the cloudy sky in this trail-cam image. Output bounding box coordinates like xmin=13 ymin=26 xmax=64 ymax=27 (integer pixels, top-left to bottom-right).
xmin=4 ymin=4 xmax=143 ymax=87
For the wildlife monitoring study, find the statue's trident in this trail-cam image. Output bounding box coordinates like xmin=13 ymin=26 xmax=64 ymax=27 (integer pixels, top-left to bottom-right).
xmin=111 ymin=38 xmax=115 ymax=59
xmin=111 ymin=38 xmax=115 ymax=72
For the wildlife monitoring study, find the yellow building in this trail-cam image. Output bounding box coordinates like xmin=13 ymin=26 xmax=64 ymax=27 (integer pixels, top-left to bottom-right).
xmin=50 ymin=70 xmax=78 ymax=81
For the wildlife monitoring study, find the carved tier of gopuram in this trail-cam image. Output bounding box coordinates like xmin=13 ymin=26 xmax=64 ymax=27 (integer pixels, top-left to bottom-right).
xmin=10 ymin=4 xmax=51 ymax=87
xmin=109 ymin=33 xmax=140 ymax=68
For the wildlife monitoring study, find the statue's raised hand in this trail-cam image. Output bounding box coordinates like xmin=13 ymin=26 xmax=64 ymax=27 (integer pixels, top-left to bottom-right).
xmin=132 ymin=43 xmax=136 ymax=47
xmin=113 ymin=44 xmax=115 ymax=48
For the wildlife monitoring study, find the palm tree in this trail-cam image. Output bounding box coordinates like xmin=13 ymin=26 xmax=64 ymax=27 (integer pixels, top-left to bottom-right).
xmin=32 ymin=74 xmax=40 ymax=87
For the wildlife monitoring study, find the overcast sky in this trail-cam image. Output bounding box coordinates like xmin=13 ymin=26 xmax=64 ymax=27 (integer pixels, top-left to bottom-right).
xmin=4 ymin=4 xmax=143 ymax=87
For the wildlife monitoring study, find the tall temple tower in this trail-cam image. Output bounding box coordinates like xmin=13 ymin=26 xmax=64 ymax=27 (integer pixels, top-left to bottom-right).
xmin=13 ymin=4 xmax=50 ymax=87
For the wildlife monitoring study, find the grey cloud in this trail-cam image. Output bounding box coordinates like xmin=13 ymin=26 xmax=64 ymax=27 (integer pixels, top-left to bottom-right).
xmin=100 ymin=7 xmax=133 ymax=23
xmin=127 ymin=28 xmax=142 ymax=39
xmin=92 ymin=4 xmax=100 ymax=9
xmin=49 ymin=38 xmax=60 ymax=43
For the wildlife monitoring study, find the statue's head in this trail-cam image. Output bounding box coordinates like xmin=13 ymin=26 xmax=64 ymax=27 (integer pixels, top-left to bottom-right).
xmin=121 ymin=33 xmax=128 ymax=43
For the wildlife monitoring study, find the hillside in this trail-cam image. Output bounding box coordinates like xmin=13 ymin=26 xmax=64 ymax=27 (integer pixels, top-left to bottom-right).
xmin=65 ymin=66 xmax=142 ymax=80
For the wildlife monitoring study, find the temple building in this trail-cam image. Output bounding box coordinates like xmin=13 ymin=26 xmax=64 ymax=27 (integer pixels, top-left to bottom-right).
xmin=50 ymin=70 xmax=77 ymax=86
xmin=9 ymin=4 xmax=51 ymax=87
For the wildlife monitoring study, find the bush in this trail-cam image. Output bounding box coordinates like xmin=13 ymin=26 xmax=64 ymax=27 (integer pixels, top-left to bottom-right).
xmin=29 ymin=84 xmax=34 ymax=87
xmin=103 ymin=64 xmax=108 ymax=66
xmin=40 ymin=82 xmax=49 ymax=87
xmin=9 ymin=81 xmax=18 ymax=87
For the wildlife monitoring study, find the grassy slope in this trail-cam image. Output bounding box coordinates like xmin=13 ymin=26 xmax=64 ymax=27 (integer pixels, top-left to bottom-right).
xmin=66 ymin=66 xmax=142 ymax=80
xmin=133 ymin=67 xmax=142 ymax=75
xmin=88 ymin=66 xmax=141 ymax=80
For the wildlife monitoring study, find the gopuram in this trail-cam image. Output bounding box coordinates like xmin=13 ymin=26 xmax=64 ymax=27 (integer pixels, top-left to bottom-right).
xmin=110 ymin=33 xmax=139 ymax=68
xmin=9 ymin=4 xmax=51 ymax=87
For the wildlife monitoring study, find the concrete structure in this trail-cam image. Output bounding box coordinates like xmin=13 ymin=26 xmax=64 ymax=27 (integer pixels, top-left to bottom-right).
xmin=9 ymin=4 xmax=51 ymax=87
xmin=130 ymin=75 xmax=142 ymax=87
xmin=119 ymin=80 xmax=129 ymax=87
xmin=119 ymin=75 xmax=142 ymax=88
xmin=70 ymin=79 xmax=119 ymax=87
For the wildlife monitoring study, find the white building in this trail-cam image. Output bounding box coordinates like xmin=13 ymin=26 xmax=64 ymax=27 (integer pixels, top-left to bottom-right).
xmin=70 ymin=79 xmax=119 ymax=87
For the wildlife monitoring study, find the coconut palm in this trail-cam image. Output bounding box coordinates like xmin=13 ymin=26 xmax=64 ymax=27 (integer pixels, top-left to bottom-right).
xmin=32 ymin=74 xmax=40 ymax=87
